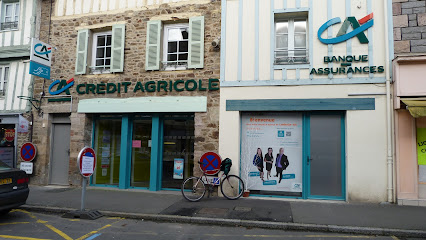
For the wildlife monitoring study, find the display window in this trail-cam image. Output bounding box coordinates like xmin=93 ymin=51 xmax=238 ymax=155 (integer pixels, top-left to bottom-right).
xmin=0 ymin=124 xmax=15 ymax=167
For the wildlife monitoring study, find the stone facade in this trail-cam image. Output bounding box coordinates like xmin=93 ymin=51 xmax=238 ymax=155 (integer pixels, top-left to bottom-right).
xmin=31 ymin=0 xmax=221 ymax=185
xmin=393 ymin=0 xmax=426 ymax=54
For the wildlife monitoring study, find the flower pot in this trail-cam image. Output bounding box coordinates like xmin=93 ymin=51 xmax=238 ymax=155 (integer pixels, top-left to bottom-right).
xmin=243 ymin=190 xmax=250 ymax=197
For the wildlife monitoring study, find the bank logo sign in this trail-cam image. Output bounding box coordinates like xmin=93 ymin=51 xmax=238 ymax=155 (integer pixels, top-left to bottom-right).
xmin=29 ymin=38 xmax=52 ymax=80
xmin=318 ymin=13 xmax=374 ymax=44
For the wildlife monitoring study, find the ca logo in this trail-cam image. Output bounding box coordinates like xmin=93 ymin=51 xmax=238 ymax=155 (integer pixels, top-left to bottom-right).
xmin=49 ymin=78 xmax=75 ymax=95
xmin=318 ymin=13 xmax=374 ymax=45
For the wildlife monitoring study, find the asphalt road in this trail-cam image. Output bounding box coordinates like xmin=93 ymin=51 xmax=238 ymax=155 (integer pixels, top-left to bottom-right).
xmin=0 ymin=210 xmax=421 ymax=240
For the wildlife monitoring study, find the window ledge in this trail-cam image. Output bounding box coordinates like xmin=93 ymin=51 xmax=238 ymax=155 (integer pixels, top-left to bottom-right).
xmin=273 ymin=64 xmax=310 ymax=69
xmin=0 ymin=28 xmax=19 ymax=33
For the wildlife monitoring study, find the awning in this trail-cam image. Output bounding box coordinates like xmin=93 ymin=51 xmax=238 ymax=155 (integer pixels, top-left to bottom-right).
xmin=402 ymin=100 xmax=426 ymax=118
xmin=77 ymin=96 xmax=207 ymax=113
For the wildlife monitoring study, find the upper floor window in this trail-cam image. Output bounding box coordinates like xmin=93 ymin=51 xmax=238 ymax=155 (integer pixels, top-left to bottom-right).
xmin=0 ymin=65 xmax=10 ymax=96
xmin=1 ymin=1 xmax=19 ymax=31
xmin=163 ymin=24 xmax=189 ymax=71
xmin=145 ymin=16 xmax=205 ymax=71
xmin=275 ymin=17 xmax=308 ymax=65
xmin=75 ymin=25 xmax=125 ymax=75
xmin=91 ymin=31 xmax=112 ymax=74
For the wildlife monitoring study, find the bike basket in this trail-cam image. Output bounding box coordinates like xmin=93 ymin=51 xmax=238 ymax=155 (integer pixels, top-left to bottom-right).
xmin=220 ymin=158 xmax=232 ymax=175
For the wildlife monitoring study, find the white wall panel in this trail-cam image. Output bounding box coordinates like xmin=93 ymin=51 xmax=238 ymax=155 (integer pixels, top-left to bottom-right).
xmin=241 ymin=0 xmax=255 ymax=81
xmin=225 ymin=0 xmax=239 ymax=82
xmin=12 ymin=62 xmax=24 ymax=110
xmin=258 ymin=0 xmax=271 ymax=81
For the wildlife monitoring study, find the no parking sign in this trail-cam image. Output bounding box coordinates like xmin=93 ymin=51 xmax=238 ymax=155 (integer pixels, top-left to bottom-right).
xmin=199 ymin=152 xmax=222 ymax=175
xmin=20 ymin=142 xmax=37 ymax=162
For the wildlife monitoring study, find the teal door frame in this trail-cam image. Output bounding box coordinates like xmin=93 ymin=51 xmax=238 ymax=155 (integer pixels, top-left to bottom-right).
xmin=304 ymin=111 xmax=346 ymax=201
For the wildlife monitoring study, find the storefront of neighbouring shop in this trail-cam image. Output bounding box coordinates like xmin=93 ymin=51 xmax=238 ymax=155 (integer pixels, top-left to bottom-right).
xmin=30 ymin=0 xmax=221 ymax=189
xmin=218 ymin=0 xmax=394 ymax=202
xmin=393 ymin=56 xmax=426 ymax=206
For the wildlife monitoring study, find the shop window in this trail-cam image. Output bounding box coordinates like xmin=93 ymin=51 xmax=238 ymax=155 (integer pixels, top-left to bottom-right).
xmin=274 ymin=14 xmax=308 ymax=65
xmin=0 ymin=65 xmax=9 ymax=96
xmin=75 ymin=24 xmax=125 ymax=75
xmin=162 ymin=24 xmax=189 ymax=71
xmin=93 ymin=118 xmax=122 ymax=186
xmin=91 ymin=31 xmax=112 ymax=74
xmin=0 ymin=124 xmax=15 ymax=168
xmin=1 ymin=1 xmax=19 ymax=31
xmin=145 ymin=16 xmax=204 ymax=71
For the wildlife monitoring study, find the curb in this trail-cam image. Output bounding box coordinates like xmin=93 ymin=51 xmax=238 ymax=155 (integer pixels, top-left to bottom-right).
xmin=20 ymin=205 xmax=426 ymax=238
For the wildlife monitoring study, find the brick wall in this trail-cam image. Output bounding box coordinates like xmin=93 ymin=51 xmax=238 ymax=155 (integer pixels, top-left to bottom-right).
xmin=393 ymin=0 xmax=426 ymax=54
xmin=31 ymin=0 xmax=221 ymax=185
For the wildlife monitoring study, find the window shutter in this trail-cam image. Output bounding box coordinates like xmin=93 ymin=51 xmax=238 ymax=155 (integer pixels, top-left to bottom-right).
xmin=145 ymin=20 xmax=161 ymax=71
xmin=111 ymin=24 xmax=126 ymax=73
xmin=188 ymin=16 xmax=205 ymax=69
xmin=75 ymin=29 xmax=89 ymax=75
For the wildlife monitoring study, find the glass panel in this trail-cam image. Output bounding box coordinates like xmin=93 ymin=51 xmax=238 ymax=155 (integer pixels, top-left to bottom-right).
xmin=131 ymin=119 xmax=152 ymax=188
xmin=5 ymin=5 xmax=11 ymax=17
xmin=310 ymin=115 xmax=342 ymax=197
xmin=168 ymin=28 xmax=183 ymax=41
xmin=162 ymin=117 xmax=195 ymax=189
xmin=294 ymin=34 xmax=306 ymax=48
xmin=167 ymin=54 xmax=177 ymax=61
xmin=294 ymin=20 xmax=306 ymax=33
xmin=97 ymin=36 xmax=105 ymax=46
xmin=276 ymin=35 xmax=288 ymax=49
xmin=181 ymin=28 xmax=188 ymax=39
xmin=96 ymin=48 xmax=105 ymax=58
xmin=106 ymin=35 xmax=112 ymax=46
xmin=179 ymin=41 xmax=188 ymax=52
xmin=106 ymin=47 xmax=111 ymax=57
xmin=276 ymin=22 xmax=288 ymax=34
xmin=4 ymin=67 xmax=9 ymax=81
xmin=105 ymin=59 xmax=110 ymax=66
xmin=14 ymin=3 xmax=19 ymax=17
xmin=5 ymin=17 xmax=11 ymax=22
xmin=93 ymin=119 xmax=122 ymax=185
xmin=178 ymin=53 xmax=188 ymax=60
xmin=96 ymin=59 xmax=104 ymax=66
xmin=168 ymin=42 xmax=178 ymax=53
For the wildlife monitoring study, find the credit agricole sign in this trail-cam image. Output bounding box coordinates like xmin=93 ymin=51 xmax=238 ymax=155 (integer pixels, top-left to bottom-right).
xmin=48 ymin=78 xmax=219 ymax=95
xmin=310 ymin=13 xmax=385 ymax=75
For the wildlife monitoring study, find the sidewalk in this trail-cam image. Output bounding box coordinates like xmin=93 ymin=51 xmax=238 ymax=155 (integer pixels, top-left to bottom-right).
xmin=23 ymin=185 xmax=426 ymax=237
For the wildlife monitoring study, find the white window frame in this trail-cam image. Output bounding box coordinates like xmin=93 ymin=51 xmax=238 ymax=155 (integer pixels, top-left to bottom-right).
xmin=1 ymin=1 xmax=20 ymax=31
xmin=0 ymin=65 xmax=10 ymax=96
xmin=162 ymin=23 xmax=189 ymax=71
xmin=274 ymin=17 xmax=308 ymax=65
xmin=90 ymin=31 xmax=112 ymax=74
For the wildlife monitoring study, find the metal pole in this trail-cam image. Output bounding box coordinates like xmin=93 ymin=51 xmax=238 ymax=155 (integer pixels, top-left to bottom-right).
xmin=81 ymin=177 xmax=87 ymax=211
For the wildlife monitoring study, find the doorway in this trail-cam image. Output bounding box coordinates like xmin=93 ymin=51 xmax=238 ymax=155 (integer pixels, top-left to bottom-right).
xmin=49 ymin=115 xmax=71 ymax=185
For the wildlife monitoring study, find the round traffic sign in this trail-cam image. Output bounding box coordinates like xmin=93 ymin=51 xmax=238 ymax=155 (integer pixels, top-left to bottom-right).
xmin=199 ymin=152 xmax=222 ymax=175
xmin=20 ymin=142 xmax=37 ymax=162
xmin=77 ymin=147 xmax=96 ymax=178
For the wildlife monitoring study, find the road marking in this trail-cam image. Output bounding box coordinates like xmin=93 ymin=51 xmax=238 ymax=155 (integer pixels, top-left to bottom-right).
xmin=0 ymin=222 xmax=30 ymax=226
xmin=210 ymin=234 xmax=380 ymax=239
xmin=391 ymin=237 xmax=399 ymax=240
xmin=85 ymin=233 xmax=101 ymax=240
xmin=106 ymin=217 xmax=124 ymax=220
xmin=76 ymin=219 xmax=122 ymax=240
xmin=69 ymin=219 xmax=80 ymax=222
xmin=13 ymin=209 xmax=37 ymax=219
xmin=0 ymin=235 xmax=52 ymax=240
xmin=43 ymin=223 xmax=73 ymax=240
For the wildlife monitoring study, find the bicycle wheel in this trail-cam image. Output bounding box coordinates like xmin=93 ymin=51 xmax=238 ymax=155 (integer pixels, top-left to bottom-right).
xmin=181 ymin=176 xmax=206 ymax=202
xmin=220 ymin=175 xmax=244 ymax=200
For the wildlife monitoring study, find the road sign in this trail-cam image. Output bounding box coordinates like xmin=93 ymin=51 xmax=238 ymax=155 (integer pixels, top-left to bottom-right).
xmin=30 ymin=38 xmax=52 ymax=67
xmin=20 ymin=162 xmax=33 ymax=174
xmin=29 ymin=61 xmax=51 ymax=79
xmin=206 ymin=176 xmax=221 ymax=185
xmin=199 ymin=152 xmax=222 ymax=175
xmin=20 ymin=142 xmax=37 ymax=162
xmin=78 ymin=147 xmax=96 ymax=178
xmin=5 ymin=129 xmax=15 ymax=142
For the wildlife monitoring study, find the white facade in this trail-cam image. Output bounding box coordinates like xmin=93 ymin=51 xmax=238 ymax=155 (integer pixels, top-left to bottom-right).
xmin=219 ymin=0 xmax=394 ymax=202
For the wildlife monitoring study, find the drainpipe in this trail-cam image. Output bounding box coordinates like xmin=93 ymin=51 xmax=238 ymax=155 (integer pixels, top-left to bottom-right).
xmin=384 ymin=0 xmax=394 ymax=203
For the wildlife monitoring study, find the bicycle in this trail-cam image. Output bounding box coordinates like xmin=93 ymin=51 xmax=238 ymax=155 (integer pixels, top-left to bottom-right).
xmin=181 ymin=158 xmax=245 ymax=202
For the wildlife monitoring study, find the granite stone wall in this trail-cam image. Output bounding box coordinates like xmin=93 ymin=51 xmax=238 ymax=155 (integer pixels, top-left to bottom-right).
xmin=31 ymin=0 xmax=221 ymax=185
xmin=393 ymin=0 xmax=426 ymax=54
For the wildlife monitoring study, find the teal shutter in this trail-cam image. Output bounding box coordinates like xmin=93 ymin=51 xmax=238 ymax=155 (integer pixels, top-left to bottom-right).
xmin=75 ymin=29 xmax=89 ymax=75
xmin=188 ymin=16 xmax=205 ymax=69
xmin=111 ymin=24 xmax=126 ymax=73
xmin=145 ymin=20 xmax=161 ymax=71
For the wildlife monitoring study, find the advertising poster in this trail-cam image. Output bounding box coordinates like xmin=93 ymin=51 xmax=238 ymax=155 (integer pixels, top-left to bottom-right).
xmin=416 ymin=128 xmax=426 ymax=165
xmin=241 ymin=113 xmax=303 ymax=193
xmin=173 ymin=158 xmax=184 ymax=179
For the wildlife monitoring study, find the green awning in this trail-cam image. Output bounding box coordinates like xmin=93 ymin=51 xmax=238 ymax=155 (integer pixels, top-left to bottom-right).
xmin=402 ymin=100 xmax=426 ymax=118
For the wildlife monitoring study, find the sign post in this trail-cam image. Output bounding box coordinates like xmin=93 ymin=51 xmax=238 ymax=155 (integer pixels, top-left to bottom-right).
xmin=20 ymin=142 xmax=37 ymax=174
xmin=63 ymin=147 xmax=102 ymax=220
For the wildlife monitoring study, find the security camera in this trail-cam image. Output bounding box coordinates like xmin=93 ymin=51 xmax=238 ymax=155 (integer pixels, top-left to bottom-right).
xmin=212 ymin=37 xmax=221 ymax=48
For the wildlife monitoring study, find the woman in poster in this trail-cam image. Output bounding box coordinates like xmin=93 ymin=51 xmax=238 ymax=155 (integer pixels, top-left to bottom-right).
xmin=253 ymin=148 xmax=264 ymax=181
xmin=264 ymin=147 xmax=274 ymax=180
xmin=276 ymin=148 xmax=289 ymax=183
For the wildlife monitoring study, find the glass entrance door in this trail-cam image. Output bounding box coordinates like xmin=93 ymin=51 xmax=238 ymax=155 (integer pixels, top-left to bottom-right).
xmin=307 ymin=113 xmax=345 ymax=200
xmin=131 ymin=118 xmax=152 ymax=188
